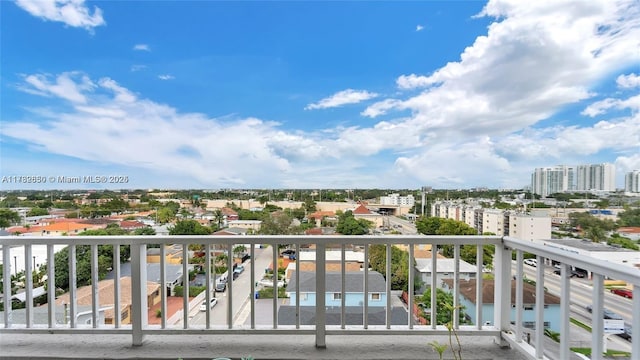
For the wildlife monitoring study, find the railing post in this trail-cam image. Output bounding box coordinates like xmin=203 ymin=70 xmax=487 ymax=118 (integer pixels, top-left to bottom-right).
xmin=2 ymin=245 xmax=12 ymax=328
xmin=559 ymin=263 xmax=571 ymax=360
xmin=131 ymin=243 xmax=148 ymax=346
xmin=535 ymin=256 xmax=545 ymax=359
xmin=315 ymin=242 xmax=326 ymax=348
xmin=632 ymin=287 xmax=640 ymax=359
xmin=494 ymin=243 xmax=511 ymax=347
xmin=591 ymin=274 xmax=604 ymax=360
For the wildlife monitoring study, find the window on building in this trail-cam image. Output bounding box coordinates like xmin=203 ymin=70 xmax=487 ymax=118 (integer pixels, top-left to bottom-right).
xmin=333 ymin=293 xmax=342 ymax=300
xmin=371 ymin=293 xmax=381 ymax=301
xmin=301 ymin=293 xmax=308 ymax=301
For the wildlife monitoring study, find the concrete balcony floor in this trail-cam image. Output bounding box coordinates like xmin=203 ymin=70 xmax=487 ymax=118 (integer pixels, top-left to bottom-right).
xmin=0 ymin=333 xmax=527 ymax=360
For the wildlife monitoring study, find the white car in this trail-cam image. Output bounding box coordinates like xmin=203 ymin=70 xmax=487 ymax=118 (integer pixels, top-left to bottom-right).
xmin=200 ymin=297 xmax=218 ymax=311
xmin=523 ymin=258 xmax=537 ymax=267
xmin=258 ymin=278 xmax=285 ymax=288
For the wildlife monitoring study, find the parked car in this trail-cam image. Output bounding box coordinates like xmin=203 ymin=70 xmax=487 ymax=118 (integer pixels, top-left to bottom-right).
xmin=616 ymin=326 xmax=632 ymax=341
xmin=523 ymin=258 xmax=537 ymax=267
xmin=200 ymin=297 xmax=218 ymax=311
xmin=281 ymin=249 xmax=296 ymax=257
xmin=611 ymin=288 xmax=633 ymax=299
xmin=552 ymin=268 xmax=586 ymax=278
xmin=234 ymin=265 xmax=245 ymax=274
xmin=585 ymin=305 xmax=623 ymax=320
xmin=215 ymin=282 xmax=226 ymax=292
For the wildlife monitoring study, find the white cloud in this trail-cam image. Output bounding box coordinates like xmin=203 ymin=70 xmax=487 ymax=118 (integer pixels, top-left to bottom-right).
xmin=305 ymin=89 xmax=378 ymax=110
xmin=130 ymin=65 xmax=147 ymax=72
xmin=361 ymin=99 xmax=403 ymax=118
xmin=416 ymin=25 xmax=424 ymax=32
xmin=158 ymin=74 xmax=175 ymax=80
xmin=396 ymin=74 xmax=438 ymax=90
xmin=133 ymin=44 xmax=151 ymax=52
xmin=15 ymin=0 xmax=105 ymax=31
xmin=18 ymin=72 xmax=95 ymax=104
xmin=617 ymin=73 xmax=640 ymax=88
xmin=582 ymin=94 xmax=640 ymax=117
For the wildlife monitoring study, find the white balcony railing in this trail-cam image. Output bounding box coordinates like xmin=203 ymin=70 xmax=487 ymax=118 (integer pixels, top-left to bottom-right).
xmin=1 ymin=235 xmax=639 ymax=360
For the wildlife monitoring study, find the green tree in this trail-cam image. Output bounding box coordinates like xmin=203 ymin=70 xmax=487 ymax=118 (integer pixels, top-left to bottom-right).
xmin=0 ymin=209 xmax=21 ymax=228
xmin=259 ymin=211 xmax=294 ymax=235
xmin=618 ymin=208 xmax=640 ymax=227
xmin=369 ymin=244 xmax=411 ymax=291
xmin=133 ymin=227 xmax=156 ymax=235
xmin=27 ymin=207 xmax=49 ymax=216
xmin=52 ymin=245 xmax=129 ymax=291
xmin=169 ymin=220 xmax=212 ymax=235
xmin=335 ymin=210 xmax=372 ymax=235
xmin=420 ymin=286 xmax=466 ymax=325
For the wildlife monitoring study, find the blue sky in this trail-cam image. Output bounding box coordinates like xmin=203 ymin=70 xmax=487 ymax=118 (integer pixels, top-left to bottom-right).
xmin=1 ymin=0 xmax=639 ymax=191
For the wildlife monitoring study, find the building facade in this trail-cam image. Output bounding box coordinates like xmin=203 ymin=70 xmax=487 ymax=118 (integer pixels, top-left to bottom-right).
xmin=625 ymin=170 xmax=640 ymax=194
xmin=576 ymin=163 xmax=616 ymax=192
xmin=531 ymin=165 xmax=575 ymax=197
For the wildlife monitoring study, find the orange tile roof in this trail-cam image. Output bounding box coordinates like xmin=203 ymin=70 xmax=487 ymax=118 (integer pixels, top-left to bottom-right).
xmin=353 ymin=204 xmax=372 ymax=214
xmin=43 ymin=222 xmax=94 ymax=232
xmin=308 ymin=211 xmax=335 ymax=219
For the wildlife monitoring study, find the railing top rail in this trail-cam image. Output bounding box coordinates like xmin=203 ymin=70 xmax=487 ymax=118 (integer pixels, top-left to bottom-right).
xmin=503 ymin=236 xmax=640 ymax=286
xmin=0 ymin=234 xmax=502 ymax=246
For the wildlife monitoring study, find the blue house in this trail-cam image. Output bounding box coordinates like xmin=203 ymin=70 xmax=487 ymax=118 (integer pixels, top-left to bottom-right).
xmin=443 ymin=279 xmax=561 ymax=332
xmin=279 ymin=271 xmax=408 ymax=326
xmin=286 ymin=271 xmax=387 ymax=307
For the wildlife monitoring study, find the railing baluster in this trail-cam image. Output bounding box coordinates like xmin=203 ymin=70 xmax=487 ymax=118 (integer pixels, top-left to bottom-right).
xmin=386 ymin=243 xmax=391 ymax=329
xmin=2 ymin=245 xmax=12 ymax=328
xmin=592 ymin=274 xmax=605 ymax=360
xmin=632 ymin=287 xmax=640 ymax=359
xmin=295 ymin=242 xmax=300 ymax=329
xmin=69 ymin=245 xmax=77 ymax=328
xmin=47 ymin=244 xmax=55 ymax=328
xmin=205 ymin=243 xmax=211 ymax=329
xmin=476 ymin=243 xmax=483 ymax=330
xmin=24 ymin=244 xmax=33 ymax=328
xmin=364 ymin=242 xmax=369 ymax=329
xmin=130 ymin=243 xmax=147 ymax=346
xmin=408 ymin=243 xmax=414 ymax=329
xmin=90 ymin=244 xmax=98 ymax=328
xmin=228 ymin=240 xmax=235 ymax=329
xmin=559 ymin=263 xmax=571 ymax=360
xmin=160 ymin=244 xmax=167 ymax=329
xmin=113 ymin=244 xmax=121 ymax=329
xmin=453 ymin=244 xmax=460 ymax=329
xmin=341 ymin=243 xmax=345 ymax=329
xmin=315 ymin=242 xmax=326 ymax=348
xmin=250 ymin=242 xmax=256 ymax=329
xmin=515 ymin=250 xmax=523 ymax=343
xmin=271 ymin=243 xmax=277 ymax=329
xmin=535 ymin=256 xmax=544 ymax=359
xmin=431 ymin=244 xmax=437 ymax=329
xmin=182 ymin=243 xmax=189 ymax=329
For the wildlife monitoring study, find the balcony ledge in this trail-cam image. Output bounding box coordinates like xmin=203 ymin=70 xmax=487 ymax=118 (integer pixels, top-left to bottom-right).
xmin=0 ymin=333 xmax=528 ymax=360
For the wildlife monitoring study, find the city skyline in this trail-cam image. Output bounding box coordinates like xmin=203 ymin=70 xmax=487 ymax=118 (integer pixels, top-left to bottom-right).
xmin=1 ymin=0 xmax=639 ymax=191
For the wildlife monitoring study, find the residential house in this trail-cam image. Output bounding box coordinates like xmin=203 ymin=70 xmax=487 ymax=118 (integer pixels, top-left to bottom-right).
xmin=352 ymin=204 xmax=383 ymax=228
xmin=415 ymin=257 xmax=477 ymax=291
xmin=55 ymin=277 xmax=161 ymax=325
xmin=279 ymin=271 xmax=408 ymax=326
xmin=147 ymin=245 xmax=183 ymax=265
xmin=443 ymin=279 xmax=561 ymax=332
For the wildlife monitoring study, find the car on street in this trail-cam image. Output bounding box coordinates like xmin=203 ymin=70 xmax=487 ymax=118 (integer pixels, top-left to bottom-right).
xmin=234 ymin=265 xmax=245 ymax=274
xmin=616 ymin=326 xmax=632 ymax=341
xmin=611 ymin=288 xmax=633 ymax=299
xmin=585 ymin=305 xmax=623 ymax=320
xmin=215 ymin=282 xmax=226 ymax=292
xmin=200 ymin=297 xmax=218 ymax=311
xmin=552 ymin=268 xmax=586 ymax=278
xmin=523 ymin=258 xmax=537 ymax=267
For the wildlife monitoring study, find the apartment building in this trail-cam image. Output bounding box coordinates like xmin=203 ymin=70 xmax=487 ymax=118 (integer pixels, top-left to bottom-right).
xmin=506 ymin=210 xmax=552 ymax=241
xmin=379 ymin=193 xmax=415 ymax=207
xmin=531 ymin=165 xmax=575 ymax=197
xmin=576 ymin=163 xmax=616 ymax=192
xmin=625 ymin=170 xmax=640 ymax=194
